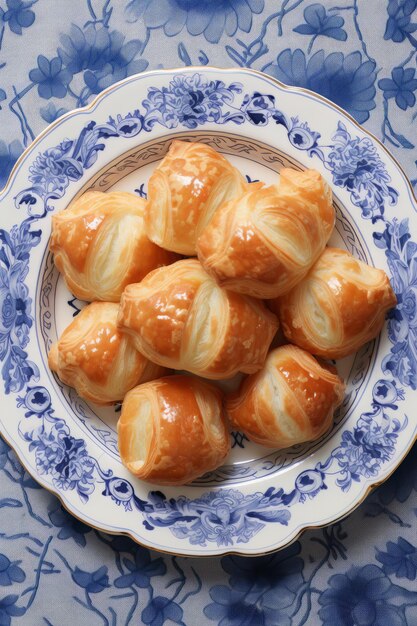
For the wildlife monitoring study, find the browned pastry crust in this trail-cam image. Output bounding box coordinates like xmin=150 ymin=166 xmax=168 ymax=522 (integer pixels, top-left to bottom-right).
xmin=274 ymin=247 xmax=397 ymax=359
xmin=226 ymin=345 xmax=345 ymax=448
xmin=197 ymin=168 xmax=335 ymax=298
xmin=117 ymin=258 xmax=279 ymax=379
xmin=50 ymin=191 xmax=178 ymax=302
xmin=118 ymin=375 xmax=230 ymax=485
xmin=145 ymin=140 xmax=247 ymax=255
xmin=48 ymin=302 xmax=166 ymax=404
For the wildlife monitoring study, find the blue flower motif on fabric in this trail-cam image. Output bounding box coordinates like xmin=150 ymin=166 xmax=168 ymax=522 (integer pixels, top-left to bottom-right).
xmin=0 ymin=0 xmax=36 ymax=36
xmin=293 ymin=3 xmax=347 ymax=46
xmin=221 ymin=543 xmax=304 ymax=594
xmin=265 ymin=49 xmax=376 ymax=124
xmin=72 ymin=565 xmax=109 ymax=593
xmin=40 ymin=103 xmax=68 ymax=124
xmin=318 ymin=564 xmax=417 ymax=626
xmin=20 ymin=23 xmax=149 ymax=105
xmin=57 ymin=23 xmax=147 ymax=100
xmin=384 ymin=0 xmax=417 ymax=43
xmin=0 ymin=438 xmax=10 ymax=470
xmin=376 ymin=537 xmax=417 ymax=580
xmin=29 ymin=55 xmax=72 ymax=100
xmin=125 ymin=0 xmax=265 ymax=44
xmin=0 ymin=595 xmax=25 ymax=625
xmin=374 ymin=218 xmax=417 ymax=389
xmin=48 ymin=500 xmax=92 ymax=546
xmin=114 ymin=547 xmax=166 ymax=588
xmin=142 ymin=596 xmax=184 ymax=626
xmin=205 ymin=586 xmax=278 ymax=625
xmin=58 ymin=24 xmax=147 ymax=80
xmin=379 ymin=66 xmax=417 ymax=111
xmin=0 ymin=554 xmax=25 ymax=586
xmin=205 ymin=543 xmax=304 ymax=625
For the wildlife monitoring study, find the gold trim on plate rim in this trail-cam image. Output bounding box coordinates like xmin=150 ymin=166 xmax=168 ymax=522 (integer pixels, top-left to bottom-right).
xmin=1 ymin=66 xmax=416 ymax=558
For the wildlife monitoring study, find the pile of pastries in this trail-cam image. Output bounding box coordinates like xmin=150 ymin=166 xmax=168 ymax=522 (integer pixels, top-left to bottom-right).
xmin=48 ymin=140 xmax=397 ymax=486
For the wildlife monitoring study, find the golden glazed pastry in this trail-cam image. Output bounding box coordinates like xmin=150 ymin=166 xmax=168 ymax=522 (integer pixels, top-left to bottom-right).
xmin=227 ymin=345 xmax=345 ymax=449
xmin=118 ymin=375 xmax=230 ymax=485
xmin=117 ymin=259 xmax=279 ymax=379
xmin=145 ymin=140 xmax=247 ymax=255
xmin=197 ymin=168 xmax=335 ymax=298
xmin=50 ymin=191 xmax=177 ymax=302
xmin=48 ymin=302 xmax=166 ymax=404
xmin=275 ymin=247 xmax=397 ymax=359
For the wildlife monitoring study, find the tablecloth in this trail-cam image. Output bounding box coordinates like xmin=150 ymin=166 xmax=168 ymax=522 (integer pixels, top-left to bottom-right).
xmin=1 ymin=1 xmax=417 ymax=624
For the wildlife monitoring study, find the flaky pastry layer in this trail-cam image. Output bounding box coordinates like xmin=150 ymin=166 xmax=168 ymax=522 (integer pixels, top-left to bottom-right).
xmin=117 ymin=258 xmax=279 ymax=379
xmin=197 ymin=168 xmax=335 ymax=298
xmin=48 ymin=302 xmax=166 ymax=404
xmin=118 ymin=375 xmax=230 ymax=485
xmin=50 ymin=190 xmax=177 ymax=302
xmin=145 ymin=140 xmax=247 ymax=255
xmin=275 ymin=247 xmax=397 ymax=359
xmin=227 ymin=345 xmax=345 ymax=448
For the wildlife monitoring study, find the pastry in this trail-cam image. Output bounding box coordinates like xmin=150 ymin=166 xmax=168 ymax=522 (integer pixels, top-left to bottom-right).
xmin=50 ymin=190 xmax=177 ymax=302
xmin=117 ymin=258 xmax=279 ymax=379
xmin=48 ymin=302 xmax=166 ymax=404
xmin=145 ymin=140 xmax=247 ymax=255
xmin=227 ymin=345 xmax=345 ymax=448
xmin=275 ymin=247 xmax=397 ymax=359
xmin=118 ymin=375 xmax=230 ymax=485
xmin=197 ymin=168 xmax=335 ymax=298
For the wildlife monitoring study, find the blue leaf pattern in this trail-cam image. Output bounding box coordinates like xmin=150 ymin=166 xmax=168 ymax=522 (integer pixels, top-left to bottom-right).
xmin=1 ymin=1 xmax=417 ymax=624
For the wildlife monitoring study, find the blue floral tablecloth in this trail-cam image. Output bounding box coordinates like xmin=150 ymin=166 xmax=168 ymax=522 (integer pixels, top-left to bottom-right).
xmin=1 ymin=1 xmax=417 ymax=624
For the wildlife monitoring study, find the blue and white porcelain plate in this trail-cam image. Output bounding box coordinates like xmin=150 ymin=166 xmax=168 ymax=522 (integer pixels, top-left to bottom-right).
xmin=1 ymin=66 xmax=416 ymax=557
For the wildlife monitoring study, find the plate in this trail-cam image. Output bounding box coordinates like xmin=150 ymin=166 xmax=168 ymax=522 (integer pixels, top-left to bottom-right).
xmin=1 ymin=67 xmax=416 ymax=557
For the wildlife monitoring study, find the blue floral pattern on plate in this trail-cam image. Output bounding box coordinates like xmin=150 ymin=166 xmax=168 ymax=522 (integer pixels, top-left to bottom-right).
xmin=1 ymin=2 xmax=417 ymax=621
xmin=1 ymin=67 xmax=416 ymax=557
